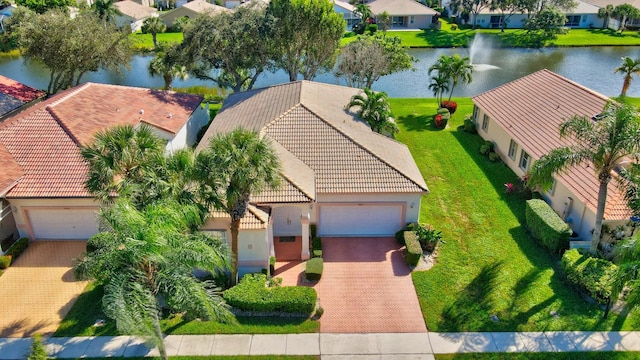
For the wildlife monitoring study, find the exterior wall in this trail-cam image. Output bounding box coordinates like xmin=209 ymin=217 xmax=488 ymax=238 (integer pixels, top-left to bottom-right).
xmin=574 ymin=13 xmax=603 ymax=28
xmin=334 ymin=4 xmax=359 ymax=29
xmin=316 ymin=193 xmax=422 ymax=224
xmin=7 ymin=198 xmax=100 ymax=240
xmin=115 ymin=14 xmax=137 ymax=31
xmin=410 ymin=15 xmax=431 ymax=29
xmin=474 ymin=13 xmax=603 ymax=29
xmin=148 ymin=103 xmax=208 ymax=153
xmin=160 ymin=7 xmax=197 ymax=28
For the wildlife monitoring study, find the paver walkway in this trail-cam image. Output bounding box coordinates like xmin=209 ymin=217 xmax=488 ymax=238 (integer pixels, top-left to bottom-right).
xmin=0 ymin=241 xmax=87 ymax=337
xmin=4 ymin=331 xmax=640 ymax=359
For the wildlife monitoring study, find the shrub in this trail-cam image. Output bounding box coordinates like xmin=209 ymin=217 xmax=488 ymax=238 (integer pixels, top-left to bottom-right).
xmin=451 ymin=23 xmax=458 ymax=30
xmin=479 ymin=144 xmax=491 ymax=155
xmin=415 ymin=224 xmax=442 ymax=252
xmin=488 ymin=152 xmax=501 ymax=162
xmin=404 ymin=231 xmax=422 ymax=266
xmin=86 ymin=232 xmax=114 ymax=254
xmin=269 ymin=256 xmax=276 ymax=276
xmin=437 ymin=107 xmax=451 ymax=119
xmin=305 ymin=257 xmax=323 ymax=281
xmin=27 ymin=334 xmax=47 ymax=360
xmin=310 ymin=224 xmax=317 ymax=238
xmin=223 ymin=273 xmax=317 ymax=314
xmin=525 ymin=199 xmax=572 ymax=253
xmin=463 ymin=118 xmax=477 ymax=133
xmin=313 ymin=306 xmax=324 ymax=319
xmin=440 ymin=100 xmax=458 ymax=114
xmin=5 ymin=237 xmax=28 ymax=259
xmin=312 ymin=237 xmax=322 ymax=258
xmin=0 ymin=269 xmax=3 ymax=277
xmin=367 ymin=23 xmax=378 ymax=34
xmin=405 ymin=222 xmax=418 ymax=231
xmin=0 ymin=255 xmax=11 ymax=269
xmin=395 ymin=229 xmax=406 ymax=246
xmin=561 ymin=249 xmax=617 ymax=304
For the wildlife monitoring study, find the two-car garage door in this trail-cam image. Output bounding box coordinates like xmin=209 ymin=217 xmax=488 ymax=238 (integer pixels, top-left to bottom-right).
xmin=318 ymin=204 xmax=404 ymax=237
xmin=27 ymin=209 xmax=99 ymax=240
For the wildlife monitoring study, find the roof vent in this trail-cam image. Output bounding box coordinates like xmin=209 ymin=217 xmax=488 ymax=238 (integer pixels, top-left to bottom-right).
xmin=167 ymin=113 xmax=172 ymax=118
xmin=139 ymin=109 xmax=144 ymax=115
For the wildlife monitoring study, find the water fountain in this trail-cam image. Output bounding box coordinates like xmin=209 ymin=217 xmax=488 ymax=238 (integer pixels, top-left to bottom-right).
xmin=468 ymin=33 xmax=500 ymax=72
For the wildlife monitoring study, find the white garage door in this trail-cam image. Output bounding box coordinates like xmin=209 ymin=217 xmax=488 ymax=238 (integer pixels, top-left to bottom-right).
xmin=28 ymin=209 xmax=99 ymax=240
xmin=318 ymin=204 xmax=403 ymax=237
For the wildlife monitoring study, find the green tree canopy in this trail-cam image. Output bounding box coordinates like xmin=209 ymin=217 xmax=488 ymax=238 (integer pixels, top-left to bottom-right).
xmin=524 ymin=6 xmax=567 ymax=38
xmin=615 ymin=56 xmax=640 ymax=98
xmin=91 ymin=0 xmax=122 ymax=22
xmin=335 ymin=34 xmax=415 ymax=89
xmin=15 ymin=0 xmax=74 ymax=14
xmin=266 ymin=0 xmax=345 ymax=81
xmin=15 ymin=10 xmax=132 ymax=94
xmin=428 ymin=53 xmax=473 ymax=102
xmin=528 ymin=102 xmax=640 ymax=254
xmin=142 ymin=17 xmax=167 ymax=48
xmin=148 ymin=42 xmax=188 ymax=90
xmin=347 ymin=88 xmax=398 ymax=136
xmin=612 ymin=3 xmax=640 ymax=32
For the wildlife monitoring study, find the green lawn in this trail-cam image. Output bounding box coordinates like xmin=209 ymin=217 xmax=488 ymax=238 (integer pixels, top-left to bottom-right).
xmin=391 ymin=98 xmax=640 ymax=332
xmin=129 ymin=32 xmax=184 ymax=51
xmin=55 ymin=283 xmax=318 ymax=337
xmin=76 ymin=357 xmax=317 ymax=360
xmin=343 ymin=21 xmax=640 ymax=48
xmin=435 ymin=353 xmax=640 ymax=360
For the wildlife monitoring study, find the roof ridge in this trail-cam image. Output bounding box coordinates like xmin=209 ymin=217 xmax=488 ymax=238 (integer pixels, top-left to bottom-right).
xmin=46 ymin=105 xmax=81 ymax=147
xmin=278 ymin=166 xmax=315 ymax=201
xmin=297 ymin=103 xmax=428 ymax=192
xmin=247 ymin=204 xmax=269 ymax=224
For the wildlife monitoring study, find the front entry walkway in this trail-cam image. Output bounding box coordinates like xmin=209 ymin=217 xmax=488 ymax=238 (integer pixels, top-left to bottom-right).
xmin=0 ymin=241 xmax=87 ymax=337
xmin=317 ymin=237 xmax=426 ymax=333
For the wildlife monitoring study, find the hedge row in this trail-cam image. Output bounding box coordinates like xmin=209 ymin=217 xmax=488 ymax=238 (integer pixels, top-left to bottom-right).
xmin=525 ymin=199 xmax=572 ymax=253
xmin=561 ymin=249 xmax=618 ymax=305
xmin=223 ymin=273 xmax=317 ymax=314
xmin=312 ymin=237 xmax=322 ymax=258
xmin=5 ymin=237 xmax=28 ymax=259
xmin=305 ymin=257 xmax=323 ymax=281
xmin=404 ymin=231 xmax=422 ymax=266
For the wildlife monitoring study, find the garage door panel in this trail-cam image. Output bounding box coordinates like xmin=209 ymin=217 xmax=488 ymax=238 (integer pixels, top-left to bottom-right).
xmin=28 ymin=209 xmax=99 ymax=240
xmin=318 ymin=204 xmax=403 ymax=236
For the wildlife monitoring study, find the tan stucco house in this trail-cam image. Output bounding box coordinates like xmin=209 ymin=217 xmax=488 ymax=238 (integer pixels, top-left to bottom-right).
xmin=160 ymin=0 xmax=229 ymax=28
xmin=196 ymin=81 xmax=429 ymax=275
xmin=368 ymin=0 xmax=437 ymax=29
xmin=114 ymin=0 xmax=159 ymax=32
xmin=0 ymin=83 xmax=209 ymax=246
xmin=472 ymin=69 xmax=631 ymax=242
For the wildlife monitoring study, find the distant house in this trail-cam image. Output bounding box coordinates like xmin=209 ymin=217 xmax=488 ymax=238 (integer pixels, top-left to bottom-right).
xmin=583 ymin=0 xmax=640 ymax=28
xmin=472 ymin=69 xmax=631 ymax=242
xmin=334 ymin=0 xmax=360 ymax=29
xmin=0 ymin=83 xmax=209 ymax=244
xmin=196 ymin=81 xmax=428 ymax=275
xmin=160 ymin=0 xmax=229 ymax=28
xmin=368 ymin=0 xmax=438 ymax=29
xmin=114 ymin=0 xmax=159 ymax=32
xmin=471 ymin=0 xmax=603 ymax=29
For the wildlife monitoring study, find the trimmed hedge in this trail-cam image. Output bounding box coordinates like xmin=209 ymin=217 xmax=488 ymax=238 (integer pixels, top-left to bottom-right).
xmin=525 ymin=199 xmax=572 ymax=253
xmin=312 ymin=237 xmax=322 ymax=258
xmin=561 ymin=249 xmax=618 ymax=305
xmin=223 ymin=273 xmax=317 ymax=314
xmin=305 ymin=257 xmax=323 ymax=281
xmin=86 ymin=232 xmax=114 ymax=254
xmin=395 ymin=229 xmax=406 ymax=246
xmin=310 ymin=224 xmax=317 ymax=238
xmin=404 ymin=231 xmax=422 ymax=266
xmin=0 ymin=255 xmax=11 ymax=269
xmin=5 ymin=237 xmax=28 ymax=259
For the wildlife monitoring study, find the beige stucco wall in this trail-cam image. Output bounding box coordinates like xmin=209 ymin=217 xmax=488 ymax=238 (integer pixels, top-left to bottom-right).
xmin=317 ymin=193 xmax=422 ymax=224
xmin=410 ymin=15 xmax=431 ymax=29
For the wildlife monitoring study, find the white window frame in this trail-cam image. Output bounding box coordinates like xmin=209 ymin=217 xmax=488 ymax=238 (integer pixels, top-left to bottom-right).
xmin=409 ymin=16 xmax=415 ymax=24
xmin=482 ymin=114 xmax=489 ymax=132
xmin=508 ymin=140 xmax=518 ymax=160
xmin=519 ymin=150 xmax=531 ymax=171
xmin=473 ymin=105 xmax=478 ymax=121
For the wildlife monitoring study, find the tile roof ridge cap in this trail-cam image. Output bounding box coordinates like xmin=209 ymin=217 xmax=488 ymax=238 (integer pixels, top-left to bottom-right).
xmin=264 ymin=103 xmax=303 ymax=128
xmin=542 ymin=68 xmax=611 ymax=102
xmin=279 ymin=170 xmax=315 ymax=201
xmin=46 ymin=105 xmax=81 ymax=146
xmin=47 ymin=82 xmax=92 ymax=108
xmin=247 ymin=204 xmax=269 ymax=223
xmin=298 ymin=103 xmax=428 ymax=192
xmin=0 ymin=177 xmax=21 ymax=198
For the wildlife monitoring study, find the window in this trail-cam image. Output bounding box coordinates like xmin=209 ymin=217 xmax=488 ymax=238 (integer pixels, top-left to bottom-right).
xmin=202 ymin=230 xmax=228 ymax=245
xmin=565 ymin=15 xmax=581 ymax=27
xmin=392 ymin=16 xmax=405 ymax=26
xmin=508 ymin=140 xmax=518 ymax=160
xmin=279 ymin=236 xmax=296 ymax=243
xmin=482 ymin=114 xmax=489 ymax=132
xmin=472 ymin=105 xmax=478 ymax=121
xmin=519 ymin=150 xmax=531 ymax=171
xmin=409 ymin=16 xmax=415 ymax=24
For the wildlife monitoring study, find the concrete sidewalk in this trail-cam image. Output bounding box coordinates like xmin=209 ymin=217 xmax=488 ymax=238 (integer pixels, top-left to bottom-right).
xmin=2 ymin=331 xmax=640 ymax=359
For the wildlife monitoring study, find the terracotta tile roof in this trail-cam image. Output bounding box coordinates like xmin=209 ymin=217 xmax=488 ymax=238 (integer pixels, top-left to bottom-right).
xmin=0 ymin=83 xmax=202 ymax=198
xmin=472 ymin=69 xmax=629 ymax=220
xmin=114 ymin=0 xmax=158 ymax=20
xmin=368 ymin=0 xmax=437 ymax=16
xmin=211 ymin=205 xmax=269 ymax=230
xmin=198 ymin=81 xmax=428 ymax=196
xmin=0 ymin=142 xmax=23 ymax=196
xmin=0 ymin=75 xmax=45 ymax=103
xmin=47 ymin=83 xmax=203 ymax=146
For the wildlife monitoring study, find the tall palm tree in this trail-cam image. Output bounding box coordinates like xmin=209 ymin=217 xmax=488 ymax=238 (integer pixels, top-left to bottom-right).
xmin=74 ymin=198 xmax=235 ymax=360
xmin=194 ymin=129 xmax=281 ymax=281
xmin=615 ymin=56 xmax=640 ymax=98
xmin=143 ymin=17 xmax=167 ymax=48
xmin=428 ymin=54 xmax=473 ymax=102
xmin=354 ymin=3 xmax=372 ymax=23
xmin=91 ymin=0 xmax=121 ymax=22
xmin=148 ymin=43 xmax=188 ymax=90
xmin=428 ymin=73 xmax=450 ymax=106
xmin=347 ymin=87 xmax=398 ymax=135
xmin=598 ymin=4 xmax=615 ymax=29
xmin=528 ymin=102 xmax=640 ymax=254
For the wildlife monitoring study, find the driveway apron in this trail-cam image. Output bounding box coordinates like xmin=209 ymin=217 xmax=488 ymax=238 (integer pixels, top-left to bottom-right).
xmin=0 ymin=241 xmax=87 ymax=337
xmin=317 ymin=237 xmax=427 ymax=333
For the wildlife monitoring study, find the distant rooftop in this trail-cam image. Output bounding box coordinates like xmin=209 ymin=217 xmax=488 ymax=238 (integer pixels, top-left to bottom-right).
xmin=0 ymin=75 xmax=45 ymax=119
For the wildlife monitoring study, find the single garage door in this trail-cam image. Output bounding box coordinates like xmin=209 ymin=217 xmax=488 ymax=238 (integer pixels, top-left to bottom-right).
xmin=318 ymin=204 xmax=403 ymax=236
xmin=27 ymin=209 xmax=99 ymax=239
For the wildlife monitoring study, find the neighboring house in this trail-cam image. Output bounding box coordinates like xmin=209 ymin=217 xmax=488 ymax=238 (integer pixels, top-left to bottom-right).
xmin=0 ymin=83 xmax=208 ymax=245
xmin=0 ymin=4 xmax=16 ymax=32
xmin=472 ymin=69 xmax=630 ymax=242
xmin=0 ymin=76 xmax=45 ymax=248
xmin=160 ymin=0 xmax=229 ymax=28
xmin=114 ymin=0 xmax=159 ymax=32
xmin=583 ymin=0 xmax=640 ymax=28
xmin=196 ymin=81 xmax=429 ymax=275
xmin=471 ymin=0 xmax=603 ymax=29
xmin=368 ymin=0 xmax=438 ymax=29
xmin=334 ymin=0 xmax=360 ymax=29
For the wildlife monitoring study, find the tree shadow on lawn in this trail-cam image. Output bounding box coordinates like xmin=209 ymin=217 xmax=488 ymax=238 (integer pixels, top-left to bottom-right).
xmin=414 ymin=29 xmax=474 ymax=48
xmin=395 ymin=109 xmax=450 ymax=133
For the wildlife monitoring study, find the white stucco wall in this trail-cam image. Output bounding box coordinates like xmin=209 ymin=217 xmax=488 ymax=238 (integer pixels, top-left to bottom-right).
xmin=474 ymin=13 xmax=603 ymax=29
xmin=316 ymin=193 xmax=422 ymax=224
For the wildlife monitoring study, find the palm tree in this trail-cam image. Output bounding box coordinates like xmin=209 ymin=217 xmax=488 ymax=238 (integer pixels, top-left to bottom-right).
xmin=347 ymin=88 xmax=398 ymax=135
xmin=598 ymin=4 xmax=615 ymax=29
xmin=428 ymin=54 xmax=473 ymax=102
xmin=194 ymin=129 xmax=281 ymax=281
xmin=143 ymin=17 xmax=167 ymax=48
xmin=74 ymin=198 xmax=235 ymax=360
xmin=428 ymin=73 xmax=450 ymax=106
xmin=528 ymin=102 xmax=640 ymax=254
xmin=92 ymin=0 xmax=121 ymax=22
xmin=80 ymin=125 xmax=165 ymax=206
xmin=354 ymin=3 xmax=372 ymax=23
xmin=148 ymin=43 xmax=188 ymax=90
xmin=615 ymin=56 xmax=640 ymax=98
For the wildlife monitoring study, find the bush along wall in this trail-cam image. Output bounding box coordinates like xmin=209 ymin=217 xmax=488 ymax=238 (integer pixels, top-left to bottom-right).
xmin=305 ymin=257 xmax=323 ymax=281
xmin=525 ymin=199 xmax=572 ymax=253
xmin=404 ymin=231 xmax=422 ymax=266
xmin=223 ymin=273 xmax=317 ymax=315
xmin=5 ymin=237 xmax=28 ymax=259
xmin=561 ymin=249 xmax=618 ymax=305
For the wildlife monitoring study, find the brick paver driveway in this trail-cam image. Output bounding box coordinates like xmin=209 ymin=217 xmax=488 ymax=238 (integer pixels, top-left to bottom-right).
xmin=0 ymin=241 xmax=87 ymax=337
xmin=317 ymin=237 xmax=427 ymax=333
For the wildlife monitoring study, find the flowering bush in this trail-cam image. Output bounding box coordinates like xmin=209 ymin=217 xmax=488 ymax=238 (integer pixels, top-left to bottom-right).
xmin=434 ymin=114 xmax=444 ymax=128
xmin=440 ymin=100 xmax=458 ymax=115
xmin=505 ymin=183 xmax=516 ymax=194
